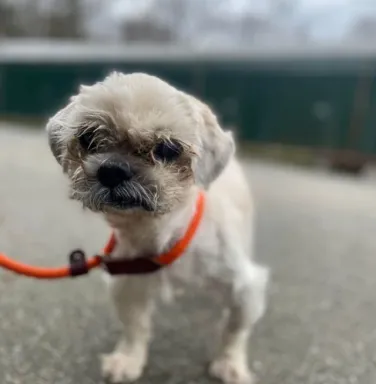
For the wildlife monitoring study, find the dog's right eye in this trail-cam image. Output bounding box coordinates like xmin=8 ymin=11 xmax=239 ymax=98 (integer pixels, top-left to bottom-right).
xmin=153 ymin=140 xmax=182 ymax=162
xmin=78 ymin=131 xmax=96 ymax=152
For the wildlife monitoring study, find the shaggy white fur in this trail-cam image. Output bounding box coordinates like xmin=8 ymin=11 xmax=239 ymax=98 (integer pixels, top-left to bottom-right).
xmin=46 ymin=72 xmax=269 ymax=384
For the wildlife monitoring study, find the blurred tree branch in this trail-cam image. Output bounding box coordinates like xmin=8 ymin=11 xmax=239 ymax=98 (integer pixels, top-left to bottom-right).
xmin=0 ymin=1 xmax=26 ymax=37
xmin=0 ymin=0 xmax=83 ymax=38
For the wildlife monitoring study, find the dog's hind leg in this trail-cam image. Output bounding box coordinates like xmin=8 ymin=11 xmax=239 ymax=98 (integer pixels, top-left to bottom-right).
xmin=209 ymin=262 xmax=269 ymax=384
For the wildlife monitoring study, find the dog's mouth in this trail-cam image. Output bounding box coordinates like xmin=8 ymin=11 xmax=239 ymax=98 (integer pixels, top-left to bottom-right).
xmin=71 ymin=181 xmax=157 ymax=213
xmin=108 ymin=193 xmax=154 ymax=212
xmin=97 ymin=185 xmax=156 ymax=212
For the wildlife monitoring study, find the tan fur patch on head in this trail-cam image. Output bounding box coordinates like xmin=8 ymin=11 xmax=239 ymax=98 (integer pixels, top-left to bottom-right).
xmin=77 ymin=72 xmax=199 ymax=147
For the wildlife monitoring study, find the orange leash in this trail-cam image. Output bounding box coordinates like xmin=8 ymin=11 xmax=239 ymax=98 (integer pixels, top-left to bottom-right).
xmin=0 ymin=191 xmax=205 ymax=280
xmin=0 ymin=252 xmax=102 ymax=279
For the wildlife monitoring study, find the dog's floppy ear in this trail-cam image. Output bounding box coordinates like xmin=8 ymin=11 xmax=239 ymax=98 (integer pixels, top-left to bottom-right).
xmin=192 ymin=98 xmax=235 ymax=188
xmin=45 ymin=98 xmax=77 ymax=168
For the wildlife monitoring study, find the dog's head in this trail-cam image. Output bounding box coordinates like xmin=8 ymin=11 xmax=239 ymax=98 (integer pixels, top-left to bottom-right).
xmin=46 ymin=72 xmax=234 ymax=214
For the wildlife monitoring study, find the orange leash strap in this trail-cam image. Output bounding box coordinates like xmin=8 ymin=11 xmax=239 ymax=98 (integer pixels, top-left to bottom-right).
xmin=0 ymin=250 xmax=102 ymax=279
xmin=155 ymin=191 xmax=205 ymax=266
xmin=0 ymin=191 xmax=205 ymax=280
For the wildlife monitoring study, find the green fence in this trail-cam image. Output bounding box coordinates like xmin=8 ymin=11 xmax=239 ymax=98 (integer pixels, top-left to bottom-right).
xmin=1 ymin=43 xmax=376 ymax=159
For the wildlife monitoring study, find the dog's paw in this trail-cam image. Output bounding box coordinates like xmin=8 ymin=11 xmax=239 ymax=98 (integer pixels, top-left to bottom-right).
xmin=209 ymin=356 xmax=254 ymax=384
xmin=101 ymin=352 xmax=144 ymax=383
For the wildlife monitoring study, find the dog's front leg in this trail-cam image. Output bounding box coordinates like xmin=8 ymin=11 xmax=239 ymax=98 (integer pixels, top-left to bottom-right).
xmin=101 ymin=276 xmax=157 ymax=383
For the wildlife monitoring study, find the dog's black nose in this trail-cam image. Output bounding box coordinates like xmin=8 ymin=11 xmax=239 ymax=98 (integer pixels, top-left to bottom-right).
xmin=97 ymin=163 xmax=133 ymax=188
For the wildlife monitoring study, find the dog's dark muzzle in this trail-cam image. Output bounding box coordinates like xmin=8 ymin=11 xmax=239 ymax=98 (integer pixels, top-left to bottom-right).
xmin=94 ymin=161 xmax=154 ymax=211
xmin=97 ymin=161 xmax=134 ymax=189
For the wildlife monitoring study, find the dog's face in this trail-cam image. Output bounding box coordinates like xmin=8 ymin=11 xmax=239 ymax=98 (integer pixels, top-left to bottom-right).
xmin=46 ymin=72 xmax=234 ymax=215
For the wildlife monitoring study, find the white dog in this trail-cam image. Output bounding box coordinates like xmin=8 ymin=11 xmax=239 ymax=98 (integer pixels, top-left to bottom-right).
xmin=46 ymin=72 xmax=269 ymax=384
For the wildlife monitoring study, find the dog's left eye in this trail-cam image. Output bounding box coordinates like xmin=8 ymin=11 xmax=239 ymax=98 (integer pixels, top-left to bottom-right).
xmin=78 ymin=131 xmax=96 ymax=152
xmin=153 ymin=140 xmax=182 ymax=162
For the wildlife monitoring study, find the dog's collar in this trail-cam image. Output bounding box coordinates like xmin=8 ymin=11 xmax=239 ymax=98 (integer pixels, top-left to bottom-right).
xmin=0 ymin=192 xmax=204 ymax=279
xmin=100 ymin=191 xmax=205 ymax=275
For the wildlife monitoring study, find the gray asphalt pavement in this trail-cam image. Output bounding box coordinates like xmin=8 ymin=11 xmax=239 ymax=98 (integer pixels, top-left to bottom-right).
xmin=1 ymin=124 xmax=376 ymax=384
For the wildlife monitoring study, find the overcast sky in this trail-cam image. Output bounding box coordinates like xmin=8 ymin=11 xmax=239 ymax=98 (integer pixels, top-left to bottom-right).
xmin=6 ymin=0 xmax=376 ymax=44
xmin=297 ymin=0 xmax=376 ymax=41
xmin=105 ymin=0 xmax=376 ymax=42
